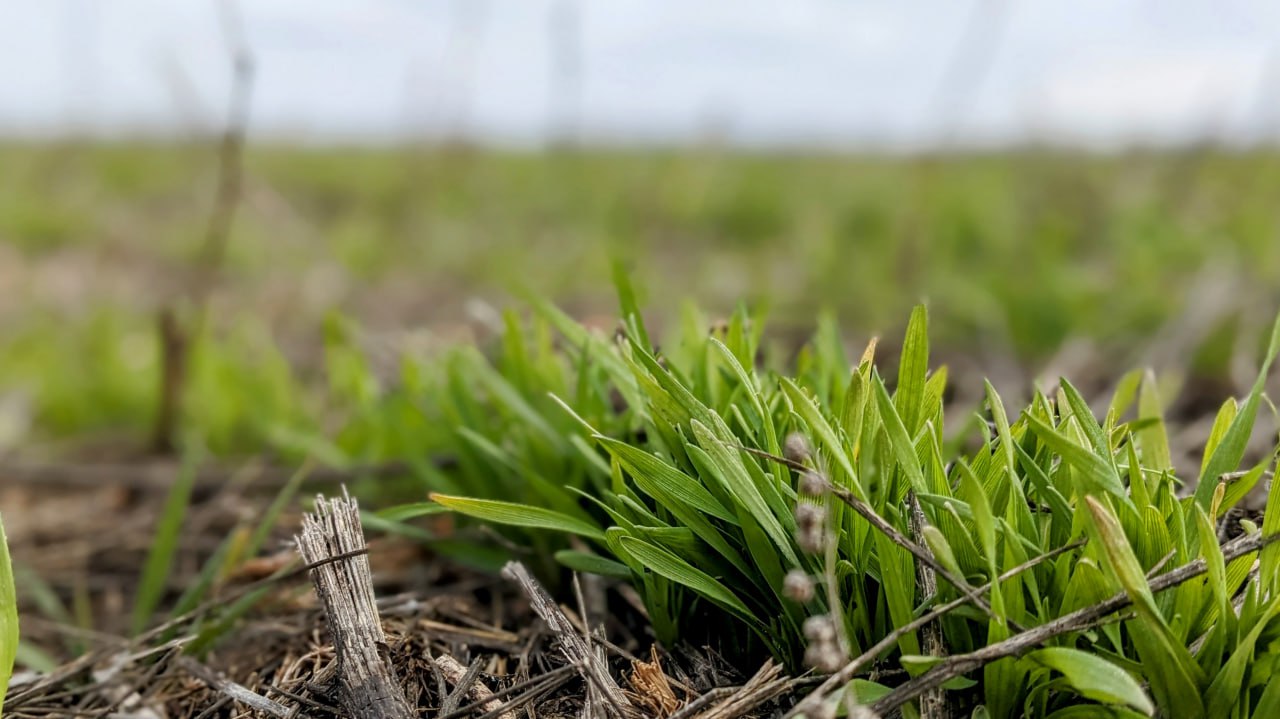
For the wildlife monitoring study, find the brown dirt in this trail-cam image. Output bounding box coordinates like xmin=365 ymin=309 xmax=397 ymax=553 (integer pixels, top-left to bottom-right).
xmin=4 ymin=470 xmax=798 ymax=718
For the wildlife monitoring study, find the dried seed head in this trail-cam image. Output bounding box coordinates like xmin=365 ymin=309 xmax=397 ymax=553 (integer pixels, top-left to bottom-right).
xmin=794 ymin=502 xmax=829 ymax=554
xmin=784 ymin=432 xmax=812 ymax=464
xmin=783 ymin=569 xmax=815 ymax=603
xmin=803 ymin=614 xmax=838 ymax=642
xmin=799 ymin=471 xmax=828 ymax=497
xmin=802 ymin=614 xmax=846 ymax=673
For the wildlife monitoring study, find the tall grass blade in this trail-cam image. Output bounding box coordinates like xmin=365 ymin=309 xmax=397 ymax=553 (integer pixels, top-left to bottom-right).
xmin=1085 ymin=497 xmax=1205 ymax=717
xmin=131 ymin=444 xmax=202 ymax=635
xmin=895 ymin=304 xmax=929 ymax=434
xmin=0 ymin=511 xmax=17 ymax=715
xmin=1195 ymin=310 xmax=1280 ymax=506
xmin=1136 ymin=370 xmax=1172 ymax=472
xmin=873 ymin=374 xmax=928 ymax=495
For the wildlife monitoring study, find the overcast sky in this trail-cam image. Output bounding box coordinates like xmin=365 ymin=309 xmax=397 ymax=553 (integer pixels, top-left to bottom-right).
xmin=3 ymin=0 xmax=1280 ymax=148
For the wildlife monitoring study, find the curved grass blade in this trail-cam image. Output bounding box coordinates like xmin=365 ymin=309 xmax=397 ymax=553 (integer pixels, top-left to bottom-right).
xmin=597 ymin=437 xmax=737 ymax=523
xmin=554 ymin=550 xmax=632 ymax=579
xmin=1029 ymin=647 xmax=1154 ymax=715
xmin=617 ymin=536 xmax=754 ymax=619
xmin=431 ymin=494 xmax=605 ymax=541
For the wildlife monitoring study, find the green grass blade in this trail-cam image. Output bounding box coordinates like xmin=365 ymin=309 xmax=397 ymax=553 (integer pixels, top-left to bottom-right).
xmin=167 ymin=531 xmax=236 ymax=623
xmin=1217 ymin=459 xmax=1269 ymax=514
xmin=1255 ymin=668 xmax=1280 ymax=718
xmin=690 ymin=420 xmax=798 ymax=565
xmin=1203 ymin=597 xmax=1280 ymax=717
xmin=554 ymin=550 xmax=633 ymax=579
xmin=780 ymin=377 xmax=859 ymax=491
xmin=0 ymin=511 xmax=17 ymax=715
xmin=617 ymin=536 xmax=754 ymax=619
xmin=245 ymin=461 xmax=312 ymax=559
xmin=597 ymin=437 xmax=737 ymax=523
xmin=171 ymin=462 xmax=313 ymax=623
xmin=1192 ymin=505 xmax=1228 ymax=620
xmin=1013 ymin=441 xmax=1073 ymax=529
xmin=985 ymin=380 xmax=1017 ymax=480
xmin=376 ymin=502 xmax=449 ymax=522
xmin=14 ymin=641 xmax=56 ymax=673
xmin=1136 ymin=370 xmax=1172 ymax=472
xmin=895 ymin=304 xmax=929 ymax=434
xmin=873 ymin=530 xmax=921 ymax=656
xmin=186 ymin=583 xmax=274 ymax=655
xmin=1199 ymin=398 xmax=1237 ymax=478
xmin=1085 ymin=497 xmax=1205 ymax=717
xmin=921 ymin=524 xmax=964 ymax=579
xmin=710 ymin=337 xmax=783 ymax=460
xmin=612 ymin=260 xmax=652 ymax=353
xmin=1108 ymin=368 xmax=1145 ymax=420
xmin=1029 ymin=647 xmax=1154 ymax=715
xmin=468 ymin=357 xmax=563 ymax=449
xmin=1195 ymin=309 xmax=1280 ymax=506
xmin=1024 ymin=412 xmax=1129 ymax=507
xmin=1058 ymin=379 xmax=1110 ymax=460
xmin=873 ymin=373 xmax=929 ymax=495
xmin=1261 ymin=455 xmax=1280 ymax=595
xmin=430 ymin=494 xmax=605 ymax=541
xmin=131 ymin=445 xmax=202 ymax=635
xmin=956 ymin=460 xmax=998 ymax=570
xmin=12 ymin=566 xmax=72 ymax=627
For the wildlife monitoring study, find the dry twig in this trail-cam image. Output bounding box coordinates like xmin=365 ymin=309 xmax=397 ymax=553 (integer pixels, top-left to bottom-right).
xmin=152 ymin=0 xmax=255 ymax=453
xmin=432 ymin=651 xmax=518 ymax=719
xmin=502 ymin=561 xmax=635 ymax=718
xmin=177 ymin=655 xmax=304 ymax=719
xmin=870 ymin=530 xmax=1280 ymax=715
xmin=686 ymin=661 xmax=791 ymax=719
xmin=788 ymin=539 xmax=1084 ymax=719
xmin=908 ymin=493 xmax=951 ymax=719
xmin=735 ymin=444 xmax=1010 ymax=627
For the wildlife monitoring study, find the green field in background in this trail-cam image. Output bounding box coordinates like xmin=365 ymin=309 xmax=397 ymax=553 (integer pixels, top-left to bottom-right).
xmin=2 ymin=143 xmax=1279 ymax=443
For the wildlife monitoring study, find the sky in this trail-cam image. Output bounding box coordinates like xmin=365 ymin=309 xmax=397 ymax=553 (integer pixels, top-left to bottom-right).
xmin=2 ymin=0 xmax=1279 ymax=149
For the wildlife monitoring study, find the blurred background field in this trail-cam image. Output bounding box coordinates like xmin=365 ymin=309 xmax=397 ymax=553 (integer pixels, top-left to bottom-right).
xmin=4 ymin=143 xmax=1280 ymax=448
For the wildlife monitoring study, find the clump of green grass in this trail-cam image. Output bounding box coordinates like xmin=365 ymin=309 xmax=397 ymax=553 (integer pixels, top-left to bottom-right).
xmin=408 ymin=296 xmax=1280 ymax=718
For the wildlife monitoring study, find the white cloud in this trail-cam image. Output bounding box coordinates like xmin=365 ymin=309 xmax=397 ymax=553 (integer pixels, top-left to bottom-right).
xmin=1036 ymin=48 xmax=1268 ymax=144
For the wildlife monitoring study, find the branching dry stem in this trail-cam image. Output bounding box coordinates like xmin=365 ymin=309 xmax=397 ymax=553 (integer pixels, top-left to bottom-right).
xmin=870 ymin=530 xmax=1280 ymax=716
